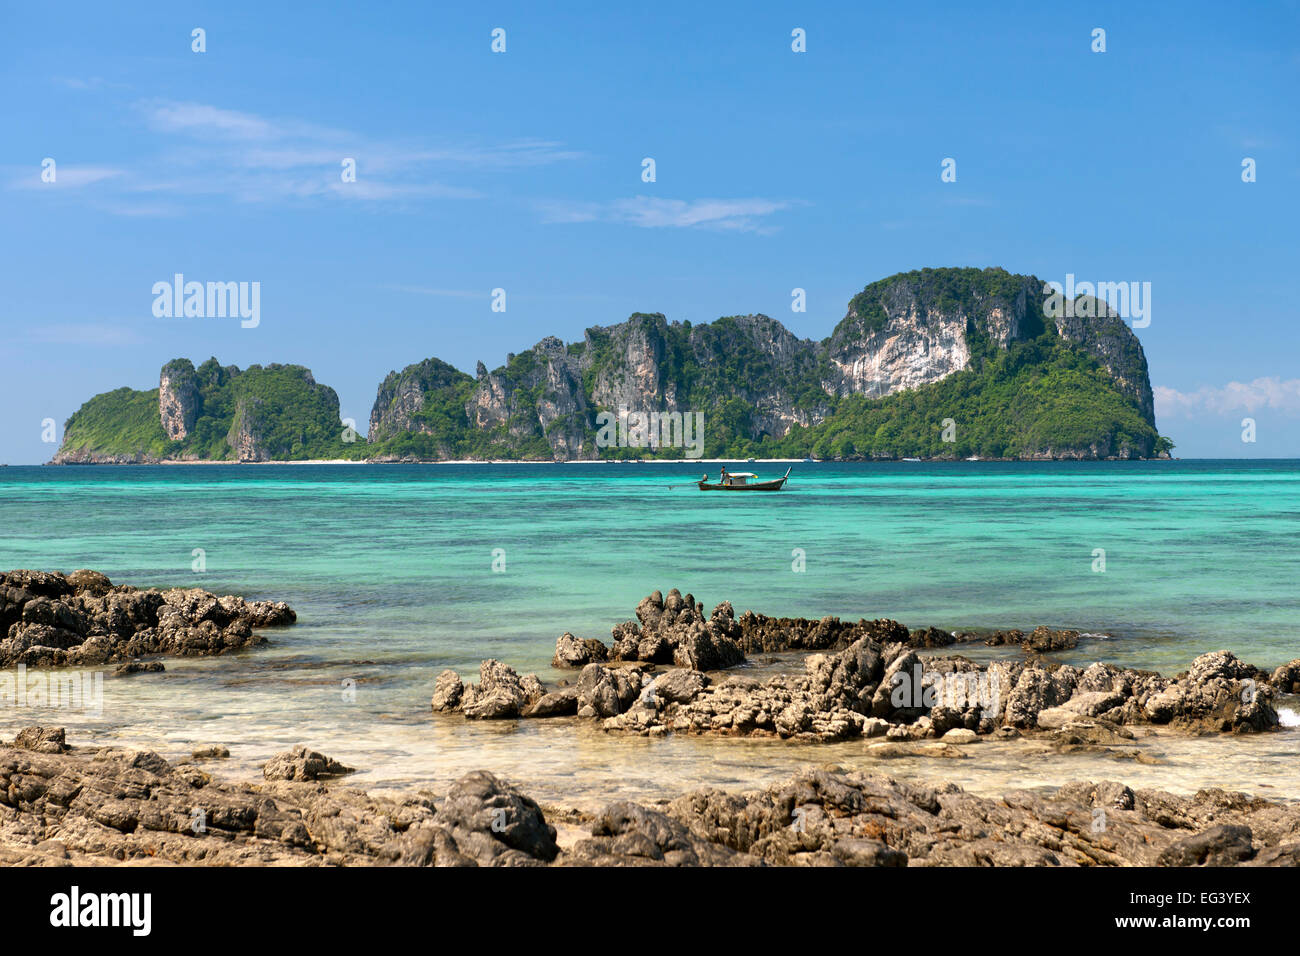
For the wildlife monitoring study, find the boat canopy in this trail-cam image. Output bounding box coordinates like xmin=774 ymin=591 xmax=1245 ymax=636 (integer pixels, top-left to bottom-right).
xmin=728 ymin=472 xmax=757 ymax=478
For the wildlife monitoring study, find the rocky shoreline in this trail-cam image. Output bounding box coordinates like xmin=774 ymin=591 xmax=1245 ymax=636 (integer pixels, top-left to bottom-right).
xmin=432 ymin=589 xmax=1299 ymax=746
xmin=4 ymin=574 xmax=1299 ymax=866
xmin=2 ymin=728 xmax=1297 ymax=866
xmin=0 ymin=569 xmax=295 ymax=668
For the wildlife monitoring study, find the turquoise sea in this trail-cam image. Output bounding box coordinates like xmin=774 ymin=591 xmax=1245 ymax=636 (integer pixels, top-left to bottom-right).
xmin=2 ymin=460 xmax=1298 ymax=805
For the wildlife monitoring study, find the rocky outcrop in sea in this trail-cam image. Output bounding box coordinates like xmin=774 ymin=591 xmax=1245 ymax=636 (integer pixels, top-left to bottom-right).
xmin=434 ymin=589 xmax=1299 ymax=743
xmin=0 ymin=569 xmax=295 ymax=667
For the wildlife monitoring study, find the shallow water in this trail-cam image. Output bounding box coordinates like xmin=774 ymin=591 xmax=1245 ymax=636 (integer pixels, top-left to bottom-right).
xmin=2 ymin=460 xmax=1298 ymax=804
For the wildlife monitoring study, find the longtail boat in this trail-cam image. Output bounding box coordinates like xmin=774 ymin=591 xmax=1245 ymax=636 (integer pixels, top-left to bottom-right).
xmin=697 ymin=467 xmax=791 ymax=492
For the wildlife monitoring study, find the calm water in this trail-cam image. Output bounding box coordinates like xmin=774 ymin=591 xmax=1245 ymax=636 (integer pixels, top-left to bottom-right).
xmin=1 ymin=460 xmax=1297 ymax=805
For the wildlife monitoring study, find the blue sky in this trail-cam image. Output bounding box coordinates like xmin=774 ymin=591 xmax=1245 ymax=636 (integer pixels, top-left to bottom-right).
xmin=2 ymin=0 xmax=1298 ymax=463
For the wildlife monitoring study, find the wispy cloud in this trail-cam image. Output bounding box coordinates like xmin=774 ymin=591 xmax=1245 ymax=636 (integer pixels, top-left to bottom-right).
xmin=412 ymin=141 xmax=586 ymax=167
xmin=9 ymin=98 xmax=584 ymax=214
xmin=537 ymin=196 xmax=799 ymax=233
xmin=55 ymin=76 xmax=107 ymax=91
xmin=8 ymin=165 xmax=124 ymax=189
xmin=1155 ymin=378 xmax=1300 ymax=417
xmin=144 ymin=100 xmax=284 ymax=140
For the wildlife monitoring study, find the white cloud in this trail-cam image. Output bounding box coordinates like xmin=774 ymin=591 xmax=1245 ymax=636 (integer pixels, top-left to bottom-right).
xmin=400 ymin=141 xmax=586 ymax=168
xmin=22 ymin=99 xmax=583 ymax=213
xmin=538 ymin=196 xmax=798 ymax=232
xmin=1155 ymin=378 xmax=1300 ymax=417
xmin=8 ymin=165 xmax=124 ymax=189
xmin=144 ymin=101 xmax=281 ymax=140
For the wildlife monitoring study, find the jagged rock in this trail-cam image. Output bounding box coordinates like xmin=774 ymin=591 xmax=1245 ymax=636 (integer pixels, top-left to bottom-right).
xmin=1271 ymin=659 xmax=1300 ymax=694
xmin=1035 ymin=690 xmax=1127 ymax=729
xmin=908 ymin=626 xmax=956 ymax=648
xmin=14 ymin=726 xmax=68 ymax=754
xmin=1188 ymin=650 xmax=1258 ymax=684
xmin=672 ymin=621 xmax=744 ymax=671
xmin=1157 ymin=824 xmax=1256 ymax=866
xmin=0 ymin=735 xmax=442 ymax=864
xmin=552 ymin=632 xmax=608 ymax=668
xmin=0 ymin=570 xmax=294 ymax=667
xmin=1 ymin=733 xmax=1297 ymax=867
xmin=436 ymin=771 xmax=558 ymax=864
xmin=868 ymin=649 xmax=919 ymax=718
xmin=65 ymin=569 xmax=113 ymax=596
xmin=524 ymin=688 xmax=579 ymax=718
xmin=263 ymin=745 xmax=355 ymax=782
xmin=736 ymin=609 xmax=910 ymax=655
xmin=1025 ymin=626 xmax=1080 ymax=652
xmin=1141 ymin=651 xmax=1278 ymax=733
xmin=192 ymin=745 xmax=230 ymax=759
xmin=810 ymin=637 xmax=887 ymax=714
xmin=564 ymin=801 xmax=757 ymax=866
xmin=1248 ymin=844 xmax=1300 ymax=866
xmin=460 ymin=660 xmax=544 ymax=720
xmin=653 ymin=669 xmax=710 ymax=704
xmin=115 ymin=660 xmax=165 ymax=676
xmin=1058 ymin=780 xmax=1137 ymax=811
xmin=576 ymin=664 xmax=643 ymax=718
xmin=159 ymin=358 xmax=201 ymax=440
xmin=984 ymin=629 xmax=1025 ymax=647
xmin=430 ymin=669 xmax=464 ymax=712
xmin=1005 ymin=665 xmax=1076 ymax=728
xmin=985 ymin=626 xmax=1080 ymax=652
xmin=608 ymin=590 xmax=743 ymax=670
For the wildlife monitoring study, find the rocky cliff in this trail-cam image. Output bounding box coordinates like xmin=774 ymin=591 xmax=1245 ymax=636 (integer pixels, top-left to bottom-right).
xmin=54 ymin=359 xmax=349 ymax=463
xmin=369 ymin=267 xmax=1165 ymax=461
xmin=52 ymin=267 xmax=1170 ymax=463
xmin=159 ymin=359 xmax=201 ymax=441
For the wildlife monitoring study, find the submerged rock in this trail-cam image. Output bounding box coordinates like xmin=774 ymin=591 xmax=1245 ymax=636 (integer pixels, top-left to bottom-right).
xmin=263 ymin=745 xmax=355 ymax=782
xmin=191 ymin=745 xmax=230 ymax=759
xmin=115 ymin=660 xmax=165 ymax=676
xmin=985 ymin=626 xmax=1081 ymax=652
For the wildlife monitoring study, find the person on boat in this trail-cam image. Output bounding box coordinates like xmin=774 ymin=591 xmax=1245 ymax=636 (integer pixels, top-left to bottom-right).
xmin=719 ymin=467 xmax=728 ymax=486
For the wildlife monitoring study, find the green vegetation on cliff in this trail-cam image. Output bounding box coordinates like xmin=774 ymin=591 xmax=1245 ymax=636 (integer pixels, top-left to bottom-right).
xmin=56 ymin=359 xmax=357 ymax=462
xmin=767 ymin=328 xmax=1169 ymax=460
xmin=55 ymin=267 xmax=1174 ymax=463
xmin=57 ymin=387 xmax=171 ymax=460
